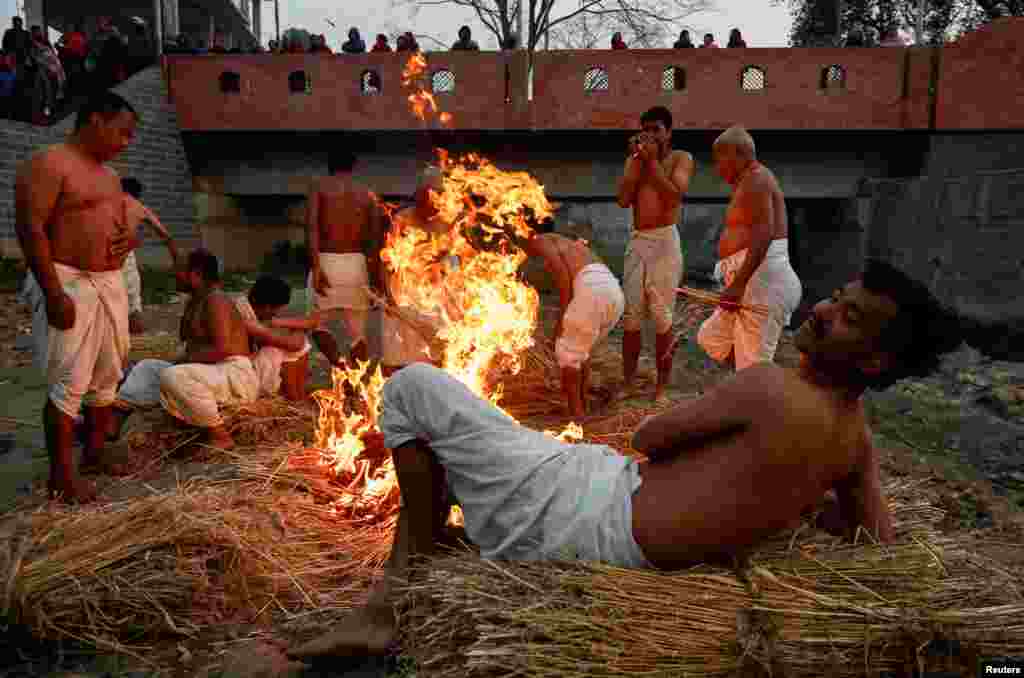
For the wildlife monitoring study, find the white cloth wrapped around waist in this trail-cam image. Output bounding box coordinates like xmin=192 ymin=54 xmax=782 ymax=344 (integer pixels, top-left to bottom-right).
xmin=622 ymin=224 xmax=684 ymax=334
xmin=555 ymin=263 xmax=624 ymax=370
xmin=158 ymin=355 xmax=260 ymax=428
xmin=308 ymin=252 xmax=370 ymax=311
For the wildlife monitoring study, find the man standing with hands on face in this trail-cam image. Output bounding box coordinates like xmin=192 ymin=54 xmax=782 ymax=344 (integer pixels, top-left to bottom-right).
xmin=697 ymin=125 xmax=802 ymax=371
xmin=616 ymin=106 xmax=695 ymax=402
xmin=15 ymin=91 xmax=140 ymax=503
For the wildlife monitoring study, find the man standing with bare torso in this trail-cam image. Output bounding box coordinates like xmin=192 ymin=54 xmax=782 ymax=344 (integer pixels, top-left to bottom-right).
xmin=697 ymin=126 xmax=802 ymax=370
xmin=616 ymin=106 xmax=695 ymax=402
xmin=15 ymin=91 xmax=140 ymax=503
xmin=307 ymin=149 xmax=388 ymax=368
xmin=526 ymin=220 xmax=623 ymax=417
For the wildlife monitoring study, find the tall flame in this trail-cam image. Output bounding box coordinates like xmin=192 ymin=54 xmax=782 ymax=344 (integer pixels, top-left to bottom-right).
xmin=309 ymin=54 xmax=580 ymax=523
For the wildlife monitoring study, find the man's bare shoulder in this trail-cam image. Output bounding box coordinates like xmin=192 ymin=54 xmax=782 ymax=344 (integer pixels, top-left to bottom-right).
xmin=19 ymin=143 xmax=70 ymax=176
xmin=705 ymin=362 xmax=786 ymax=408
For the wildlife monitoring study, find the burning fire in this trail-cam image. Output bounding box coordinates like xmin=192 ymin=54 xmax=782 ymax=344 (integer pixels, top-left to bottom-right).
xmin=402 ymin=52 xmax=453 ymax=127
xmin=309 ymin=54 xmax=582 ymax=523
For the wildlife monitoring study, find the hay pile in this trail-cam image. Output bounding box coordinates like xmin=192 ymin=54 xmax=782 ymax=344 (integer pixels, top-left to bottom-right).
xmin=395 ymin=478 xmax=1024 ymax=677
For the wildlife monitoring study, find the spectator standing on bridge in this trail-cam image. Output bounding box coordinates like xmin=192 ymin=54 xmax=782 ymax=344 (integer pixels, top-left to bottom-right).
xmin=396 ymin=32 xmax=419 ymax=52
xmin=0 ymin=53 xmax=15 ymax=118
xmin=57 ymin=22 xmax=88 ymax=93
xmin=342 ymin=28 xmax=366 ymax=54
xmin=611 ymin=32 xmax=628 ymax=49
xmin=3 ymin=16 xmax=30 ymax=67
xmin=700 ymin=32 xmax=718 ymax=47
xmin=372 ymin=34 xmax=391 ymax=52
xmin=28 ymin=25 xmax=66 ymax=124
xmin=451 ymin=25 xmax=479 ymax=50
xmin=209 ymin=31 xmax=228 ymax=54
xmin=845 ymin=25 xmax=867 ymax=46
xmin=310 ymin=34 xmax=332 ymax=54
xmin=727 ymin=28 xmax=747 ymax=47
xmin=673 ymin=30 xmax=695 ymax=48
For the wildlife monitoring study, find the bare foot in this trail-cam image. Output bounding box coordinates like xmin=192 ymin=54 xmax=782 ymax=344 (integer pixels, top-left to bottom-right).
xmin=49 ymin=477 xmax=98 ymax=504
xmin=287 ymin=606 xmax=395 ymax=661
xmin=206 ymin=426 xmax=235 ymax=449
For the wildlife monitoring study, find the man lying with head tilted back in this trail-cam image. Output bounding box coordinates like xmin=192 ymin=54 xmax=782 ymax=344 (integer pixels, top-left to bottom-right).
xmin=289 ymin=258 xmax=964 ymax=660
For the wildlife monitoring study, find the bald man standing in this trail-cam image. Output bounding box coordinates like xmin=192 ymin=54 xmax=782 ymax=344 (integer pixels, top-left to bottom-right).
xmin=697 ymin=126 xmax=802 ymax=371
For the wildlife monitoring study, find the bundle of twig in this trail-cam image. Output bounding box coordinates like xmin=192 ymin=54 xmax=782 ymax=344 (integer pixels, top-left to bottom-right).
xmin=126 ymin=331 xmax=181 ymax=362
xmin=676 ymin=286 xmax=770 ymax=316
xmin=1 ymin=479 xmax=377 ymax=656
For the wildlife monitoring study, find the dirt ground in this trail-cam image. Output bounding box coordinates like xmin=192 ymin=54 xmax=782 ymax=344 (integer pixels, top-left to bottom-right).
xmin=1 ymin=283 xmax=1023 ymax=677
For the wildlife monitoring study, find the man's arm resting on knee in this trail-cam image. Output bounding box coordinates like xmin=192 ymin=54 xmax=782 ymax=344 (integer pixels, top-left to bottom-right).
xmin=632 ymin=370 xmax=770 ymax=462
xmin=833 ymin=439 xmax=894 ymax=543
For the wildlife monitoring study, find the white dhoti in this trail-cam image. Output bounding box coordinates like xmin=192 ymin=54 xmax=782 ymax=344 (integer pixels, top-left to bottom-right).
xmin=122 ymin=251 xmax=143 ymax=314
xmin=697 ymin=239 xmax=802 ymax=370
xmin=233 ymin=295 xmax=311 ymax=395
xmin=117 ymin=358 xmax=172 ymax=408
xmin=159 ymin=356 xmax=260 ymax=428
xmin=308 ymin=252 xmax=370 ymax=346
xmin=555 ymin=264 xmax=624 ymax=370
xmin=27 ymin=264 xmax=130 ymax=418
xmin=622 ymin=225 xmax=684 ymax=334
xmin=380 ymin=364 xmax=651 ymax=567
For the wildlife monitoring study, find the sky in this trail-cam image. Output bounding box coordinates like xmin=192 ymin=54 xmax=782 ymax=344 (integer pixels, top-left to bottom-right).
xmin=0 ymin=0 xmax=794 ymax=48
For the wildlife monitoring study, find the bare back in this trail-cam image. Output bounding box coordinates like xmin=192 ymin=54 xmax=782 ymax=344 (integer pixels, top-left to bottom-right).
xmin=632 ymin=365 xmax=873 ymax=568
xmin=312 ymin=175 xmax=378 ymax=254
xmin=718 ymin=162 xmax=788 ymax=259
xmin=534 ymin=233 xmax=598 ymax=291
xmin=180 ymin=289 xmax=251 ymax=358
xmin=27 ymin=144 xmax=125 ymax=272
xmin=633 ymin=150 xmax=689 ymax=231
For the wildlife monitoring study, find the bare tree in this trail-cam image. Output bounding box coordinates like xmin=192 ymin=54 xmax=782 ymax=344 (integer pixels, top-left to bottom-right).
xmin=392 ymin=0 xmax=716 ymax=53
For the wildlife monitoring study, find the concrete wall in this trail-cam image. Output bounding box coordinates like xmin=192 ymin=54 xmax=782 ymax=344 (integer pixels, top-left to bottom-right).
xmin=0 ymin=66 xmax=198 ymax=262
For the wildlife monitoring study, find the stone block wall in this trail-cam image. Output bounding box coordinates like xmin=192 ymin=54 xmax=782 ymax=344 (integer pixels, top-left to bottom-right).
xmin=0 ymin=66 xmax=197 ymax=262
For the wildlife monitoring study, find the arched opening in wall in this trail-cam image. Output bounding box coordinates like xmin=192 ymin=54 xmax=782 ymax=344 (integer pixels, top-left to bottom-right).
xmin=740 ymin=65 xmax=765 ymax=92
xmin=361 ymin=69 xmax=382 ymax=95
xmin=288 ymin=70 xmax=310 ymax=94
xmin=218 ymin=71 xmax=241 ymax=94
xmin=662 ymin=66 xmax=686 ymax=91
xmin=584 ymin=67 xmax=609 ymax=92
xmin=819 ymin=64 xmax=846 ymax=91
xmin=431 ymin=69 xmax=455 ymax=94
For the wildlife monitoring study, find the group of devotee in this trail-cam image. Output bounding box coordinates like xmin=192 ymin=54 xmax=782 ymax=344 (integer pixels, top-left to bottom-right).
xmin=15 ymin=89 xmax=969 ymax=664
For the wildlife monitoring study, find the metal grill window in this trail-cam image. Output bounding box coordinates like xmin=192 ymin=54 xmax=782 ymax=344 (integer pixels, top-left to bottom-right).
xmin=662 ymin=66 xmax=686 ymax=91
xmin=741 ymin=65 xmax=765 ymax=91
xmin=821 ymin=64 xmax=846 ymax=89
xmin=219 ymin=71 xmax=240 ymax=94
xmin=361 ymin=69 xmax=382 ymax=95
xmin=289 ymin=70 xmax=310 ymax=94
xmin=584 ymin=67 xmax=609 ymax=91
xmin=432 ymin=69 xmax=455 ymax=93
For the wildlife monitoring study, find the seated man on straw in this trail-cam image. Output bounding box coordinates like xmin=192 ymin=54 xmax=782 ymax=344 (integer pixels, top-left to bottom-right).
xmin=111 ymin=273 xmax=317 ymax=437
xmin=375 ymin=167 xmax=453 ymax=377
xmin=525 ymin=218 xmax=623 ymax=417
xmin=289 ymin=258 xmax=966 ymax=661
xmin=696 ymin=125 xmax=802 ymax=371
xmin=617 ymin=105 xmax=694 ymax=403
xmin=307 ymin=148 xmax=389 ymax=368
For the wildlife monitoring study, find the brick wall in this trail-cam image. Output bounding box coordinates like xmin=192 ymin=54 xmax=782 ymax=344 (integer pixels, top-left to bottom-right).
xmin=0 ymin=66 xmax=197 ymax=261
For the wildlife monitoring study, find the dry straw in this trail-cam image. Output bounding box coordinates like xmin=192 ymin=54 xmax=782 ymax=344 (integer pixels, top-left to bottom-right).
xmin=676 ymin=285 xmax=770 ymax=317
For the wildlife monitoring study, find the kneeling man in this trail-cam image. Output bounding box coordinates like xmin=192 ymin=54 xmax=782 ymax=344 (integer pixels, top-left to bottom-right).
xmin=525 ymin=220 xmax=623 ymax=416
xmin=289 ymin=259 xmax=963 ymax=660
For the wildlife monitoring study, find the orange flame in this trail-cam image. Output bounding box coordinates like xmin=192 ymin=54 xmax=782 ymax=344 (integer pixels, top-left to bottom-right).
xmin=401 ymin=53 xmax=453 ymax=127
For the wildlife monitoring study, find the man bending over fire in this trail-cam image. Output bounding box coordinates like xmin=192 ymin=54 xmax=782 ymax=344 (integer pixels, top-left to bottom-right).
xmin=289 ymin=258 xmax=963 ymax=661
xmin=524 ymin=219 xmax=624 ymax=417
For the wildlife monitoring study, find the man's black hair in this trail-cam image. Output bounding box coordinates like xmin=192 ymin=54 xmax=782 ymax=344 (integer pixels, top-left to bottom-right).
xmin=121 ymin=177 xmax=143 ymax=198
xmin=75 ymin=90 xmax=138 ymax=130
xmin=860 ymin=258 xmax=962 ymax=390
xmin=187 ymin=248 xmax=221 ymax=283
xmin=640 ymin=105 xmax=672 ymax=131
xmin=459 ymin=25 xmax=471 ymax=36
xmin=534 ymin=216 xmax=557 ymax=234
xmin=249 ymin=275 xmax=292 ymax=308
xmin=328 ymin=148 xmax=357 ymax=174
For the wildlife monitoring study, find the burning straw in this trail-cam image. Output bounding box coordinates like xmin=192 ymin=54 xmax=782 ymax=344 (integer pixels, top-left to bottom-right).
xmin=396 ymin=479 xmax=1024 ymax=677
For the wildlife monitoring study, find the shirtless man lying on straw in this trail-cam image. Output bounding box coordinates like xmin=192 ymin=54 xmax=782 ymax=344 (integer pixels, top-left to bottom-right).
xmin=15 ymin=91 xmax=140 ymax=503
xmin=289 ymin=258 xmax=964 ymax=661
xmin=307 ymin=148 xmax=389 ymax=368
xmin=375 ymin=167 xmax=453 ymax=377
xmin=616 ymin=105 xmax=695 ymax=403
xmin=697 ymin=125 xmax=803 ymax=371
xmin=111 ymin=269 xmax=318 ymax=438
xmin=525 ymin=219 xmax=623 ymax=417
